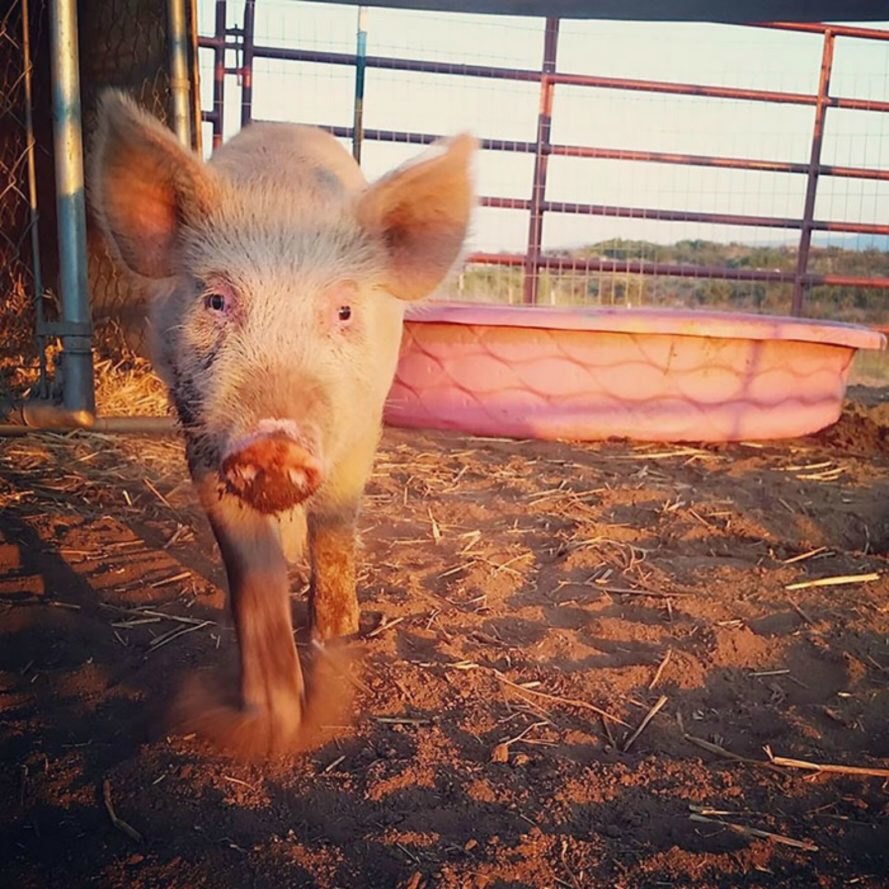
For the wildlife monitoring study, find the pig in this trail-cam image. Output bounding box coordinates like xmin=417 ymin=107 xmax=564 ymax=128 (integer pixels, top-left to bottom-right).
xmin=89 ymin=91 xmax=475 ymax=755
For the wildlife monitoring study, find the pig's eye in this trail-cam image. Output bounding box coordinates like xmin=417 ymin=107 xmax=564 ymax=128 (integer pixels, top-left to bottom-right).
xmin=337 ymin=305 xmax=352 ymax=322
xmin=205 ymin=292 xmax=227 ymax=312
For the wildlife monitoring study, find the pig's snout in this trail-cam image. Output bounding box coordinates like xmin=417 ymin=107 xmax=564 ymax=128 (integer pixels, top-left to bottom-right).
xmin=222 ymin=423 xmax=323 ymax=513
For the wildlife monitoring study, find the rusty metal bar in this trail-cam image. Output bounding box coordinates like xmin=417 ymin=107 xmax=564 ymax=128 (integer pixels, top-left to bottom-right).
xmin=524 ymin=17 xmax=559 ymax=305
xmin=0 ymin=411 xmax=176 ymax=436
xmin=808 ymin=161 xmax=889 ymax=182
xmin=481 ymin=197 xmax=532 ymax=209
xmin=793 ymin=30 xmax=834 ymax=315
xmin=197 ymin=40 xmax=542 ymax=81
xmin=310 ymin=123 xmax=889 ymax=182
xmin=757 ymin=21 xmax=889 ymax=41
xmin=809 ymin=219 xmax=889 ymax=235
xmin=211 ymin=0 xmax=226 ymax=147
xmin=545 ymin=70 xmax=816 ymax=105
xmin=200 ymin=41 xmax=829 ymax=109
xmin=506 ymin=198 xmax=803 ymax=228
xmin=829 ymin=95 xmax=889 ymax=114
xmin=195 ymin=37 xmax=889 ymax=114
xmin=550 ymin=144 xmax=813 ymax=173
xmin=468 ymin=252 xmax=889 ymax=290
xmin=547 ymin=146 xmax=889 ymax=182
xmin=240 ymin=0 xmax=255 ymax=127
xmin=198 ymin=19 xmax=889 ymax=48
xmin=484 ymin=197 xmax=889 ymax=238
xmin=196 ymin=36 xmax=889 ymax=114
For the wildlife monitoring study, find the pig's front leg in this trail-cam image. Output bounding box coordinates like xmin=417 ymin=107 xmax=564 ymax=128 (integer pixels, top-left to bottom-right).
xmin=308 ymin=506 xmax=359 ymax=642
xmin=197 ymin=478 xmax=305 ymax=746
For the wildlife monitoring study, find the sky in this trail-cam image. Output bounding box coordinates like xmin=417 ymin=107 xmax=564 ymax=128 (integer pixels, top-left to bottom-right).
xmin=196 ymin=1 xmax=889 ymax=253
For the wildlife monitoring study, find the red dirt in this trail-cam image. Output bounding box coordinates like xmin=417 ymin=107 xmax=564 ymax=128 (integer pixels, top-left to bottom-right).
xmin=2 ymin=391 xmax=889 ymax=888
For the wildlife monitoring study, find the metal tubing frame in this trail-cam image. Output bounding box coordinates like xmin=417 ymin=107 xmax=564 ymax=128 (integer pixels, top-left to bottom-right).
xmin=523 ymin=17 xmax=558 ymax=305
xmin=199 ymin=13 xmax=889 ymax=312
xmin=792 ymin=29 xmax=833 ymax=314
xmin=209 ymin=0 xmax=227 ymax=147
xmin=240 ymin=0 xmax=255 ymax=127
xmin=5 ymin=0 xmax=199 ymax=436
xmin=0 ymin=414 xmax=177 ymax=436
xmin=6 ymin=10 xmax=886 ymax=439
xmin=168 ymin=0 xmax=193 ymax=146
xmin=287 ymin=123 xmax=889 ymax=182
xmin=49 ymin=0 xmax=95 ymax=423
xmin=200 ymin=38 xmax=889 ymax=113
xmin=352 ymin=6 xmax=368 ymax=162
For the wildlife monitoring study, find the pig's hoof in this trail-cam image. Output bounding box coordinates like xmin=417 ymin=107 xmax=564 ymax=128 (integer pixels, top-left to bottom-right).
xmin=310 ymin=609 xmax=361 ymax=644
xmin=169 ymin=675 xmax=301 ymax=758
xmin=170 ymin=653 xmax=355 ymax=760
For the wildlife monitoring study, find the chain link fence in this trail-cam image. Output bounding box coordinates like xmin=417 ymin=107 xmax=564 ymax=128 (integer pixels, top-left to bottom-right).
xmin=1 ymin=0 xmax=193 ymax=411
xmin=0 ymin=0 xmax=46 ymax=384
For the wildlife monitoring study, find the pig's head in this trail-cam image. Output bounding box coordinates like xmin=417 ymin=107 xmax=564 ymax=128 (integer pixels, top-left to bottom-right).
xmin=90 ymin=92 xmax=474 ymax=513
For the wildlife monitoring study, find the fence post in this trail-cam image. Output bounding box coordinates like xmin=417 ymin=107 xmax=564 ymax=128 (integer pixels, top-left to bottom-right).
xmin=211 ymin=0 xmax=226 ymax=148
xmin=168 ymin=0 xmax=193 ymax=147
xmin=523 ymin=18 xmax=559 ymax=305
xmin=523 ymin=17 xmax=559 ymax=305
xmin=188 ymin=0 xmax=204 ymax=155
xmin=793 ymin=29 xmax=834 ymax=316
xmin=49 ymin=0 xmax=94 ymax=422
xmin=352 ymin=6 xmax=368 ymax=163
xmin=240 ymin=0 xmax=255 ymax=127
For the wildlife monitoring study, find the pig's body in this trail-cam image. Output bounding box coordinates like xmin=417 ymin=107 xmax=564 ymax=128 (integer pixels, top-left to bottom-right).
xmin=90 ymin=93 xmax=474 ymax=755
xmin=148 ymin=124 xmax=405 ymax=564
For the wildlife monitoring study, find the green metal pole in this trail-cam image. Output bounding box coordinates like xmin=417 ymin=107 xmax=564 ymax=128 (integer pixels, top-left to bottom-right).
xmin=352 ymin=6 xmax=367 ymax=163
xmin=50 ymin=0 xmax=95 ymax=423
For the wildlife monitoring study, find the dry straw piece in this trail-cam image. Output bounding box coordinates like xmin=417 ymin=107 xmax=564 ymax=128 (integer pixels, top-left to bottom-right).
xmin=689 ymin=812 xmax=818 ymax=853
xmin=764 ymin=746 xmax=889 ymax=779
xmin=102 ymin=779 xmax=143 ymax=843
xmin=785 ymin=573 xmax=880 ymax=591
xmin=622 ymin=695 xmax=668 ymax=752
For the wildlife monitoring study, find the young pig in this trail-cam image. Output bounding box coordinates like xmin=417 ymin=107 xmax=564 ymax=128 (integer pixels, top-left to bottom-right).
xmin=90 ymin=91 xmax=474 ymax=755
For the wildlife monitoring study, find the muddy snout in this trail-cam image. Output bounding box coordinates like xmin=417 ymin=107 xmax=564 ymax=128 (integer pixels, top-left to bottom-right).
xmin=221 ymin=423 xmax=323 ymax=513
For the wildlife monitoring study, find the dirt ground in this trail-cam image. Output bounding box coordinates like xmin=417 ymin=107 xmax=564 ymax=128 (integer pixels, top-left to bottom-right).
xmin=2 ymin=391 xmax=889 ymax=889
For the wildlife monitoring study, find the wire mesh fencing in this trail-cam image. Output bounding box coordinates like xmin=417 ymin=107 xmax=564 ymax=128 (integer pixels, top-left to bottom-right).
xmin=0 ymin=0 xmax=195 ymax=397
xmin=0 ymin=0 xmax=46 ymax=387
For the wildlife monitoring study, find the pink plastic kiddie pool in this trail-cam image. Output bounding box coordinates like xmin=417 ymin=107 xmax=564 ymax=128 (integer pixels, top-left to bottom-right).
xmin=383 ymin=302 xmax=886 ymax=443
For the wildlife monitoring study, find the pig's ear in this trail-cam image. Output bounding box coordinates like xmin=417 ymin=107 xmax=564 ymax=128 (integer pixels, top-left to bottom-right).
xmin=90 ymin=90 xmax=214 ymax=279
xmin=357 ymin=134 xmax=476 ymax=301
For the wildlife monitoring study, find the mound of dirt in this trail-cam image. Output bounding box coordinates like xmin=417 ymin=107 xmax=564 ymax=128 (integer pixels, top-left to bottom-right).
xmin=813 ymin=397 xmax=889 ymax=457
